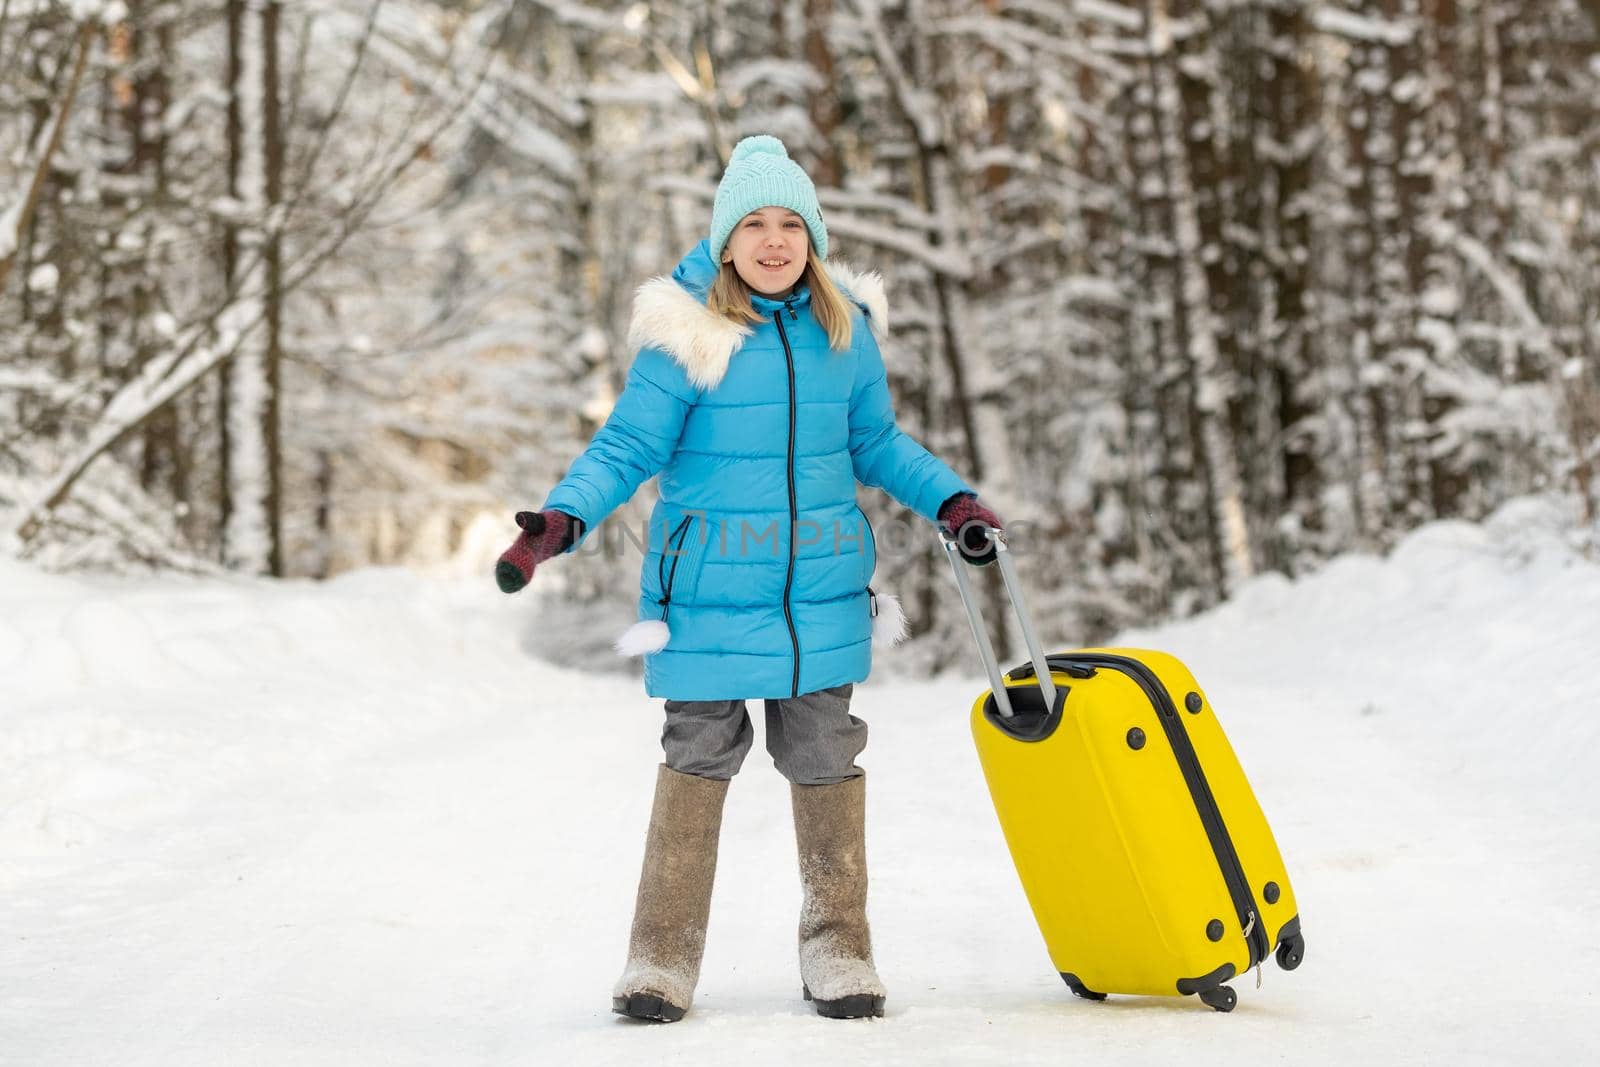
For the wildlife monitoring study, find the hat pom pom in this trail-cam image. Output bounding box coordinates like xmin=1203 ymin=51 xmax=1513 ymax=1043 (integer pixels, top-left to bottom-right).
xmin=729 ymin=134 xmax=789 ymax=164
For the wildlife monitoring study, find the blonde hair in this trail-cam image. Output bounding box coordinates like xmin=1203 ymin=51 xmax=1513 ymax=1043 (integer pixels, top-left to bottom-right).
xmin=707 ymin=246 xmax=855 ymax=351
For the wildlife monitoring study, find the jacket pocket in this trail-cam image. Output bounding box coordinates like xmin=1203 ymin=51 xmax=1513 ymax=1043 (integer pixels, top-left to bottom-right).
xmin=856 ymin=505 xmax=878 ymax=587
xmin=656 ymin=513 xmax=710 ymax=618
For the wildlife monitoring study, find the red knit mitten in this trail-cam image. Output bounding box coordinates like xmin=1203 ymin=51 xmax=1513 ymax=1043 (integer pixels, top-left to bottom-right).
xmin=938 ymin=492 xmax=1003 ymax=565
xmin=495 ymin=510 xmax=579 ymax=593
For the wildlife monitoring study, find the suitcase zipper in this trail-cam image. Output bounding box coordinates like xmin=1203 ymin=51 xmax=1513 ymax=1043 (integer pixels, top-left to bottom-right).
xmin=1043 ymin=653 xmax=1271 ymax=970
xmin=1242 ymin=912 xmax=1263 ymax=988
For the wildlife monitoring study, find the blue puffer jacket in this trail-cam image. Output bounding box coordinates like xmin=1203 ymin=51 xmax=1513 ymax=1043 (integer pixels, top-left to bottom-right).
xmin=543 ymin=241 xmax=973 ymax=700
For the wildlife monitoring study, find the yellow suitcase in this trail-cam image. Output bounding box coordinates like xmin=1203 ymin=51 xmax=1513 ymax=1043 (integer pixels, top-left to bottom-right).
xmin=941 ymin=534 xmax=1304 ymax=1012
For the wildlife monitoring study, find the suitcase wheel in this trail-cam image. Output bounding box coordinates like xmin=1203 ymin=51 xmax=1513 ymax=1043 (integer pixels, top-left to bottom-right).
xmin=1198 ymin=985 xmax=1237 ymax=1013
xmin=1276 ymin=933 xmax=1305 ymax=972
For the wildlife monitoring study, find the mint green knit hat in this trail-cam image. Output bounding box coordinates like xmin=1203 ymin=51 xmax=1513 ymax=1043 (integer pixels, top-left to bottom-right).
xmin=709 ymin=135 xmax=828 ymax=263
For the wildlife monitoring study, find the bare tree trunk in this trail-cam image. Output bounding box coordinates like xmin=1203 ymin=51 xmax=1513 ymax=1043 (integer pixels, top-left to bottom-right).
xmin=130 ymin=4 xmax=186 ymax=513
xmin=1122 ymin=64 xmax=1191 ymax=608
xmin=312 ymin=448 xmax=334 ymax=577
xmin=219 ymin=0 xmax=243 ymax=555
xmin=1385 ymin=0 xmax=1438 ymax=525
xmin=1144 ymin=0 xmax=1253 ymax=599
xmin=0 ymin=23 xmax=93 ymax=297
xmin=1262 ymin=1 xmax=1322 ymax=568
xmin=1341 ymin=25 xmax=1393 ymax=545
xmin=262 ymin=0 xmax=285 ymax=575
xmin=802 ymin=0 xmax=844 ymax=186
xmin=222 ymin=0 xmax=283 ymax=575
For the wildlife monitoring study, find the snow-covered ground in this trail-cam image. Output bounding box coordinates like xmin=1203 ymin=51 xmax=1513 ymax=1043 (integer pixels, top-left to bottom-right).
xmin=3 ymin=499 xmax=1597 ymax=1065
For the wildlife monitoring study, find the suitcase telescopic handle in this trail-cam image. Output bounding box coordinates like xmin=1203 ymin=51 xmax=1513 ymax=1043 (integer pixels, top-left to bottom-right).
xmin=939 ymin=528 xmax=1057 ymax=719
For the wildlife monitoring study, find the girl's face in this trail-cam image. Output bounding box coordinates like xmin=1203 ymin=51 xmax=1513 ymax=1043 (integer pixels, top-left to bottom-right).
xmin=721 ymin=207 xmax=809 ymax=297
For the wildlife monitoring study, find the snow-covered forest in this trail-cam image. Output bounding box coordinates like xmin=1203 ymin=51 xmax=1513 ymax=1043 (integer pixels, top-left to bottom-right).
xmin=3 ymin=0 xmax=1598 ymax=661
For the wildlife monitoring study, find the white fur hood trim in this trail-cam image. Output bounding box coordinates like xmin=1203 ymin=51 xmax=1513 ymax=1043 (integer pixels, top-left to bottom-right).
xmin=625 ymin=277 xmax=754 ymax=391
xmin=823 ymin=261 xmax=888 ymax=340
xmin=625 ymin=260 xmax=889 ymax=391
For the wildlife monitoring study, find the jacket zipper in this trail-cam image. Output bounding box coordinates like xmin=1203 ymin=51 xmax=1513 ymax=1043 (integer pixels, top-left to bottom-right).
xmin=656 ymin=515 xmax=695 ymax=623
xmin=775 ymin=301 xmax=802 ymax=697
xmin=1035 ymin=652 xmax=1269 ymax=968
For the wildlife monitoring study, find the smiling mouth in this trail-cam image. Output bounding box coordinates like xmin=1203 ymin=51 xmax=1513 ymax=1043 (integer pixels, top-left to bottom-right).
xmin=758 ymin=258 xmax=790 ymax=268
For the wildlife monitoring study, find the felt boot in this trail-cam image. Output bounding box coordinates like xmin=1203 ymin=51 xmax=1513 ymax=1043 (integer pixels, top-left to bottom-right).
xmin=791 ymin=774 xmax=886 ymax=1019
xmin=611 ymin=765 xmax=730 ymax=1022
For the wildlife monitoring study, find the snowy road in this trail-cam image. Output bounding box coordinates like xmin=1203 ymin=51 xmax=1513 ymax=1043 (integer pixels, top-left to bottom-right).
xmin=3 ymin=501 xmax=1597 ymax=1064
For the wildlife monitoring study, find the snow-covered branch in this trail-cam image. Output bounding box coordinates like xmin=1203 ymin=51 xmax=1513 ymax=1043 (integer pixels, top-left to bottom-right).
xmin=1310 ymin=5 xmax=1415 ymax=47
xmin=1434 ymin=221 xmax=1561 ymax=364
xmin=846 ymin=0 xmax=943 ymax=148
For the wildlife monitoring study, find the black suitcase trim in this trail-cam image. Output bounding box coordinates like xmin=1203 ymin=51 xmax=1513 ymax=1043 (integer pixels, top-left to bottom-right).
xmin=980 ymin=680 xmax=1071 ymax=741
xmin=1175 ymin=961 xmax=1236 ymax=996
xmin=1060 ymin=972 xmax=1108 ymax=1001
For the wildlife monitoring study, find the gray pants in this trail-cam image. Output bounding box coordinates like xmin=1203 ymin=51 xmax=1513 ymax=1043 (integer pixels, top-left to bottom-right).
xmin=661 ymin=684 xmax=865 ymax=785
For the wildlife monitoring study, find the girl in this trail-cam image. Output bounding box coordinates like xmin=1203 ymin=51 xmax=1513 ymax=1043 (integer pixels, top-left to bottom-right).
xmin=496 ymin=135 xmax=1003 ymax=1022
